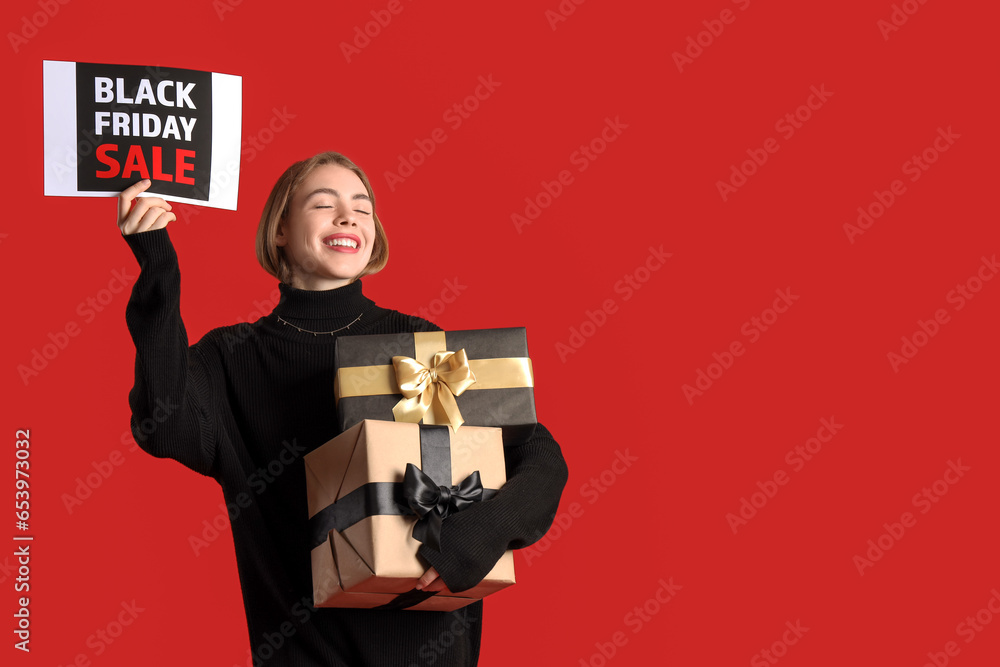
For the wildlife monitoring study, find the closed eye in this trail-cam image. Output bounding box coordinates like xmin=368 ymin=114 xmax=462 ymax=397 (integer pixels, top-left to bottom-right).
xmin=315 ymin=206 xmax=370 ymax=215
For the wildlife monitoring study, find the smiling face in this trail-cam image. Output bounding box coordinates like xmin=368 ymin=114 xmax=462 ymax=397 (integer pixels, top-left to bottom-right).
xmin=275 ymin=164 xmax=377 ymax=290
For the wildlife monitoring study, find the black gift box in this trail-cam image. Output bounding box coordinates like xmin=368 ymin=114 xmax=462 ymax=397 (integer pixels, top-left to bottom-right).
xmin=334 ymin=328 xmax=536 ymax=443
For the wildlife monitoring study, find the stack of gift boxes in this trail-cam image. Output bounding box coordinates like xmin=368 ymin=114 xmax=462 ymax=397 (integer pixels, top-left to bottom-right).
xmin=304 ymin=328 xmax=536 ymax=611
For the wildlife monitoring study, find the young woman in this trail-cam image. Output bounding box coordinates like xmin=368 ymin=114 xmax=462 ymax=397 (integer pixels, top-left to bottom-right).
xmin=117 ymin=151 xmax=568 ymax=666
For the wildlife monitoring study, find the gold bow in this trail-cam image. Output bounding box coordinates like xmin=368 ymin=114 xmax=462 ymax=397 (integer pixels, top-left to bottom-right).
xmin=391 ymin=350 xmax=478 ymax=429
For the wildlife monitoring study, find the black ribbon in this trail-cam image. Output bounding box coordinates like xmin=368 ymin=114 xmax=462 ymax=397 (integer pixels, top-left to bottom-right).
xmin=403 ymin=464 xmax=484 ymax=552
xmin=308 ymin=426 xmax=496 ymax=551
xmin=373 ymin=587 xmax=439 ymax=611
xmin=309 ymin=482 xmax=407 ymax=550
xmin=307 ymin=481 xmax=497 ymax=550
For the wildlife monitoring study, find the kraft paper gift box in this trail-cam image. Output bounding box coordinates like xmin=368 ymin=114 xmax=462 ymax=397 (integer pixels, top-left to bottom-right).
xmin=305 ymin=419 xmax=515 ymax=611
xmin=334 ymin=328 xmax=536 ymax=443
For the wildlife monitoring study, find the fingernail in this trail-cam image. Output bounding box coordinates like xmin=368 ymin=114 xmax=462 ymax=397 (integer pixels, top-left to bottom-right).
xmin=415 ymin=583 xmax=423 ymax=590
xmin=141 ymin=179 xmax=151 ymax=184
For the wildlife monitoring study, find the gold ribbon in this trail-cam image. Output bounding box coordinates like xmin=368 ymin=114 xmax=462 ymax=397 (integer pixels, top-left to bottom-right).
xmin=391 ymin=350 xmax=477 ymax=429
xmin=336 ymin=357 xmax=533 ymax=400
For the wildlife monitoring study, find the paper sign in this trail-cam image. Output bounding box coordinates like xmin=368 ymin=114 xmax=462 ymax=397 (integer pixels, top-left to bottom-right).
xmin=43 ymin=60 xmax=242 ymax=210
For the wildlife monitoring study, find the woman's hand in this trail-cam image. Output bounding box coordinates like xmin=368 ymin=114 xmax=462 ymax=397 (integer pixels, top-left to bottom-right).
xmin=118 ymin=179 xmax=176 ymax=235
xmin=415 ymin=567 xmax=451 ymax=593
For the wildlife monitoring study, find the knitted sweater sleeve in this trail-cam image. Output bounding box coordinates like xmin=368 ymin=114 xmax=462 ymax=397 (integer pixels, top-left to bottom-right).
xmin=419 ymin=418 xmax=569 ymax=592
xmin=122 ymin=228 xmax=220 ymax=477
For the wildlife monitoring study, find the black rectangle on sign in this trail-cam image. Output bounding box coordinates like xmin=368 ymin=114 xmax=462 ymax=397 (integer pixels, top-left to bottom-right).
xmin=75 ymin=62 xmax=213 ymax=200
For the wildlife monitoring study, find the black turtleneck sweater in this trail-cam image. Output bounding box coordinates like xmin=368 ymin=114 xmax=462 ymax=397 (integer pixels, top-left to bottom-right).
xmin=122 ymin=229 xmax=568 ymax=666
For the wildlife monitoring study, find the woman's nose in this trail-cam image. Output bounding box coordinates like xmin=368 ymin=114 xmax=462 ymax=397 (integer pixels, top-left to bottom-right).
xmin=335 ymin=203 xmax=356 ymax=225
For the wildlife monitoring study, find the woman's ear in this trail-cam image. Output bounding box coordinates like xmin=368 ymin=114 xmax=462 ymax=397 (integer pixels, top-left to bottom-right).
xmin=275 ymin=220 xmax=288 ymax=247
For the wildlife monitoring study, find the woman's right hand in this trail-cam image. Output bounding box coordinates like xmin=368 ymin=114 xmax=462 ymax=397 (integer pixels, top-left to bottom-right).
xmin=118 ymin=179 xmax=176 ymax=235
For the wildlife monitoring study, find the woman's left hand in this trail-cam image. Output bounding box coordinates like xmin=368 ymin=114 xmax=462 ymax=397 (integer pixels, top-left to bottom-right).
xmin=415 ymin=567 xmax=451 ymax=592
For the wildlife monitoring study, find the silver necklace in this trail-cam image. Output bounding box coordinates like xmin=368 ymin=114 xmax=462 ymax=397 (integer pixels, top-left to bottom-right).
xmin=276 ymin=313 xmax=363 ymax=336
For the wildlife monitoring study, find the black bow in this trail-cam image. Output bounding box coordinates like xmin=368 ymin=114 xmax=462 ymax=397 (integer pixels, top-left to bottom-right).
xmin=403 ymin=463 xmax=484 ymax=551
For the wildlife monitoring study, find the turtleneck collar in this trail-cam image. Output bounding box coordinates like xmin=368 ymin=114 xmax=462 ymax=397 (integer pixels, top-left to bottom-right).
xmin=271 ymin=279 xmax=375 ymax=323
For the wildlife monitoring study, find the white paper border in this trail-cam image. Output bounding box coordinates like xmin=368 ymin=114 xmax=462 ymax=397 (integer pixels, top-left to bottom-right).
xmin=208 ymin=71 xmax=243 ymax=211
xmin=43 ymin=60 xmax=79 ymax=195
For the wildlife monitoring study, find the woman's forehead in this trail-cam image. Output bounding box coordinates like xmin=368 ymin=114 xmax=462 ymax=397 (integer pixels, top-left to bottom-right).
xmin=300 ymin=163 xmax=366 ymax=193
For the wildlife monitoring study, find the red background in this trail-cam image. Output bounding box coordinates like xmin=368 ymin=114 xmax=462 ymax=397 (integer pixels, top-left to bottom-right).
xmin=3 ymin=1 xmax=999 ymax=665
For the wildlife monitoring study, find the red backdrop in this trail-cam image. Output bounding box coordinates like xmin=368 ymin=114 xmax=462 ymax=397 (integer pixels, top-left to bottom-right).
xmin=3 ymin=1 xmax=999 ymax=665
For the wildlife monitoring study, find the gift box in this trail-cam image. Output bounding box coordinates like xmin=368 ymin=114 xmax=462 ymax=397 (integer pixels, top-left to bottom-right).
xmin=334 ymin=328 xmax=536 ymax=443
xmin=305 ymin=419 xmax=515 ymax=611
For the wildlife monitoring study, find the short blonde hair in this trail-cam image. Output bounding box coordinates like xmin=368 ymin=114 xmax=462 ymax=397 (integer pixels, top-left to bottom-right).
xmin=256 ymin=151 xmax=389 ymax=284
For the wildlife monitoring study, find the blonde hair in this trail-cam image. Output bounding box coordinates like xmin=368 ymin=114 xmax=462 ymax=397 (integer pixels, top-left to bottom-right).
xmin=256 ymin=151 xmax=389 ymax=284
